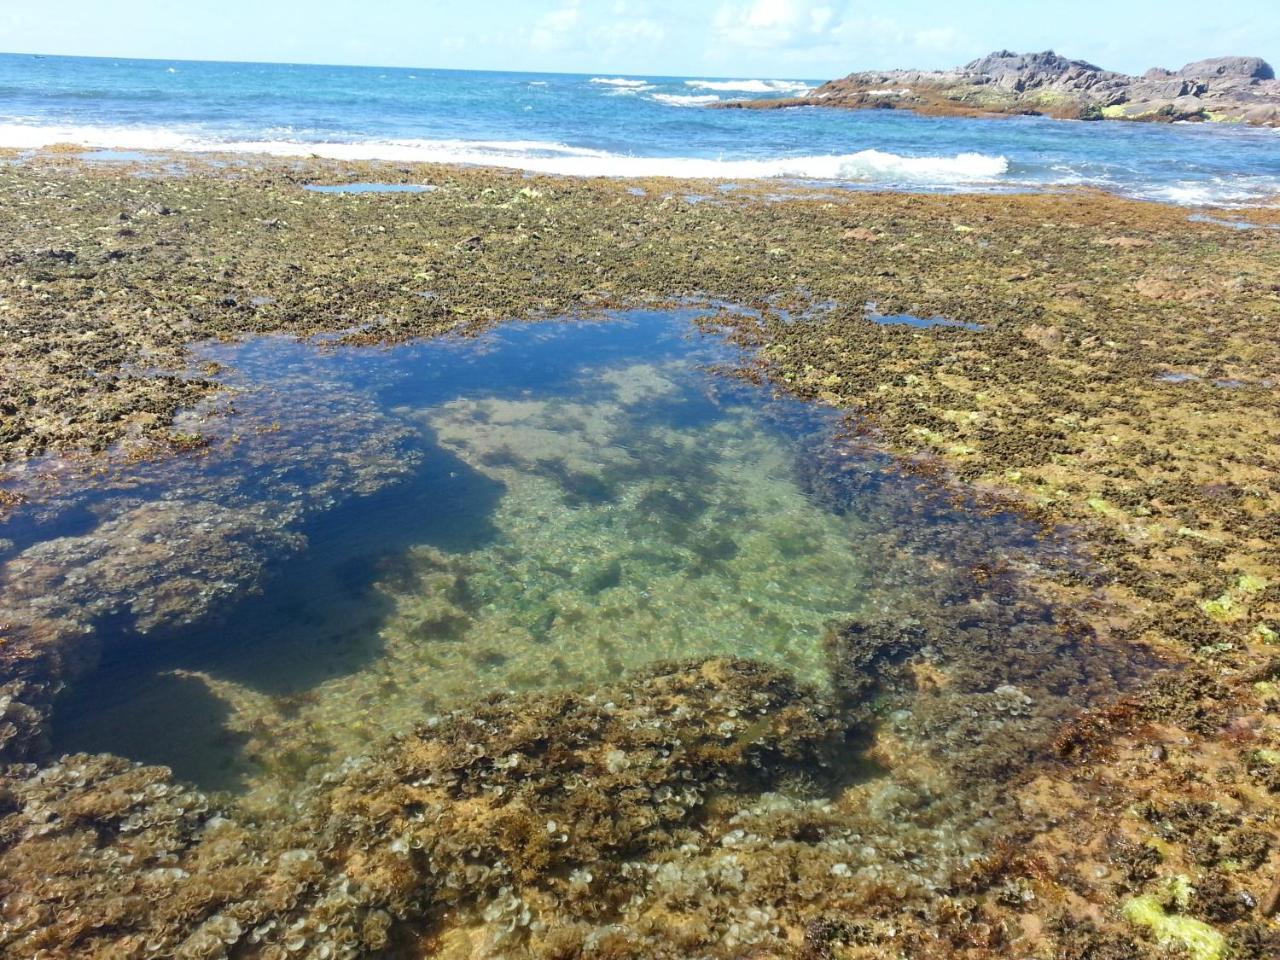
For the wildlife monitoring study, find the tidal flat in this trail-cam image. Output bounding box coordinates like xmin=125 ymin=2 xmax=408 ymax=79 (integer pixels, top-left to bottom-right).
xmin=0 ymin=152 xmax=1278 ymax=959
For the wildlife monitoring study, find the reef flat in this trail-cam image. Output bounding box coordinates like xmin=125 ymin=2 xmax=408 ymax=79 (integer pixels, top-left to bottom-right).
xmin=0 ymin=152 xmax=1279 ymax=958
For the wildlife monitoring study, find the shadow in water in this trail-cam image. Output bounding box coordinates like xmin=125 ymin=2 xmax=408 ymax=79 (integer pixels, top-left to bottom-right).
xmin=56 ymin=668 xmax=251 ymax=793
xmin=49 ymin=431 xmax=505 ymax=789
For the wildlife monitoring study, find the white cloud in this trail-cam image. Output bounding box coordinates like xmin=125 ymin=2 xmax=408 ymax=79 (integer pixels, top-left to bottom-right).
xmin=913 ymin=27 xmax=961 ymax=52
xmin=595 ymin=16 xmax=667 ymax=48
xmin=530 ymin=2 xmax=583 ymax=53
xmin=528 ymin=0 xmax=667 ymax=58
xmin=703 ymin=3 xmax=973 ymax=71
xmin=712 ymin=0 xmax=845 ymax=50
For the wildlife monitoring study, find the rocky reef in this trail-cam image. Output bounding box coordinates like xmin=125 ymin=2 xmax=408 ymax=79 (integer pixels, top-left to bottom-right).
xmin=1 ymin=153 xmax=1278 ymax=956
xmin=719 ymin=50 xmax=1280 ymax=125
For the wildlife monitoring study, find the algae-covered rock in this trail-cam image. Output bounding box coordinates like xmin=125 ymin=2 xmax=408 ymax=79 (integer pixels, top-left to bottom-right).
xmin=0 ymin=659 xmax=858 ymax=958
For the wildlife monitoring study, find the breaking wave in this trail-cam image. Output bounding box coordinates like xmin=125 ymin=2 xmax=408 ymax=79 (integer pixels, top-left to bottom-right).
xmin=11 ymin=122 xmax=1276 ymax=204
xmin=589 ymin=77 xmax=652 ymax=88
xmin=651 ymin=93 xmax=721 ymax=107
xmin=685 ymin=79 xmax=812 ymax=95
xmin=1126 ymin=176 xmax=1280 ymax=208
xmin=0 ymin=123 xmax=1012 ymax=187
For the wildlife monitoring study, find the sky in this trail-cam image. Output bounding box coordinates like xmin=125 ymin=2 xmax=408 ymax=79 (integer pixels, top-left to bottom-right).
xmin=2 ymin=1 xmax=1277 ymax=79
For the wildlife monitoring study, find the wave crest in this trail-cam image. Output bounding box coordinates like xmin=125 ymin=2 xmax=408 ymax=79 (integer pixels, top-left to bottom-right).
xmin=589 ymin=77 xmax=651 ymax=88
xmin=685 ymin=79 xmax=812 ymax=95
xmin=651 ymin=93 xmax=721 ymax=108
xmin=0 ymin=124 xmax=1012 ymax=187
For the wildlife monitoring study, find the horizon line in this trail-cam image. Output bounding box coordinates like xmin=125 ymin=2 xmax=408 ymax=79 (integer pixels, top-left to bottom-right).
xmin=0 ymin=49 xmax=826 ymax=83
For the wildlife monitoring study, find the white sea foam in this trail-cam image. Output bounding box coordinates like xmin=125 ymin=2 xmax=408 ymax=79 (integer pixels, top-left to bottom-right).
xmin=4 ymin=121 xmax=1271 ymax=204
xmin=1130 ymin=177 xmax=1280 ymax=208
xmin=0 ymin=122 xmax=1013 ymax=185
xmin=589 ymin=77 xmax=651 ymax=88
xmin=0 ymin=123 xmax=1019 ymax=187
xmin=651 ymin=93 xmax=721 ymax=107
xmin=685 ymin=79 xmax=812 ymax=95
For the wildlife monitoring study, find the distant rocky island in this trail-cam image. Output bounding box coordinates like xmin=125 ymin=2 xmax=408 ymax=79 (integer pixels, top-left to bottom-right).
xmin=719 ymin=50 xmax=1280 ymax=125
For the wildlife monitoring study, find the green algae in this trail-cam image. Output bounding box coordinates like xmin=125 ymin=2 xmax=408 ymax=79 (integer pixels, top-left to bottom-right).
xmin=1201 ymin=575 xmax=1271 ymax=623
xmin=1123 ymin=887 xmax=1227 ymax=960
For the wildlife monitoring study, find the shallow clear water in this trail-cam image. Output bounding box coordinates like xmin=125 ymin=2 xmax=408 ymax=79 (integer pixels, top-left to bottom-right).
xmin=0 ymin=311 xmax=1113 ymax=813
xmin=2 ymin=53 xmax=1279 ymax=203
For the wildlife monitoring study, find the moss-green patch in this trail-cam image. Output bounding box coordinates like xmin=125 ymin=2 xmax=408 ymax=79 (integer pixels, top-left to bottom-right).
xmin=1201 ymin=593 xmax=1243 ymax=623
xmin=1253 ymin=623 xmax=1279 ymax=645
xmin=1123 ymin=892 xmax=1226 ymax=960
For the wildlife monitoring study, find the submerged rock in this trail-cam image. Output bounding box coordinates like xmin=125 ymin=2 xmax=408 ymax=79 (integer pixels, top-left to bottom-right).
xmin=0 ymin=659 xmax=855 ymax=958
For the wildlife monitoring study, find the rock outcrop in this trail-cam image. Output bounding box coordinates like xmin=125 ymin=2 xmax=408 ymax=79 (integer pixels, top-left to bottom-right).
xmin=717 ymin=50 xmax=1280 ymax=126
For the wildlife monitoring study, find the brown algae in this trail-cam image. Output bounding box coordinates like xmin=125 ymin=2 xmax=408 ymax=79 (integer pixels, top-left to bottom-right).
xmin=0 ymin=151 xmax=1278 ymax=956
xmin=2 ymin=310 xmax=1140 ymax=956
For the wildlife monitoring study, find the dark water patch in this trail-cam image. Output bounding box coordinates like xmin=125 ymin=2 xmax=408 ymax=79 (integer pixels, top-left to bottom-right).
xmin=54 ymin=668 xmax=251 ymax=792
xmin=0 ymin=498 xmax=101 ymax=562
xmin=303 ymin=182 xmax=436 ymax=193
xmin=48 ymin=426 xmax=506 ymax=784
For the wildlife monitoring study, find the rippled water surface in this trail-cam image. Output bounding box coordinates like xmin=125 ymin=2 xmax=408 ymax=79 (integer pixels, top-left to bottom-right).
xmin=3 ymin=53 xmax=1280 ymax=202
xmin=0 ymin=311 xmax=1135 ymax=816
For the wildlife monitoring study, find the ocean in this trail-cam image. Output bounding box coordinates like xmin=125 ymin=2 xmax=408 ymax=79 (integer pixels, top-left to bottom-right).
xmin=2 ymin=51 xmax=1279 ymax=205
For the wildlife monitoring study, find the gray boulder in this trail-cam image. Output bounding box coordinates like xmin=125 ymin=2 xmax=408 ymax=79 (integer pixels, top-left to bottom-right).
xmin=1176 ymin=57 xmax=1274 ymax=80
xmin=965 ymin=50 xmax=1104 ymax=77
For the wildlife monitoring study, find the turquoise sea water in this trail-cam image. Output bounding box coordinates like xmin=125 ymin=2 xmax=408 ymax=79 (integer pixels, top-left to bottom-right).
xmin=1 ymin=52 xmax=1279 ymax=203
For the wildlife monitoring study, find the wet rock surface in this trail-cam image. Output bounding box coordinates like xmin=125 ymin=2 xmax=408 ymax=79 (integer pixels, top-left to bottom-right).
xmin=721 ymin=49 xmax=1280 ymax=125
xmin=0 ymin=152 xmax=1277 ymax=956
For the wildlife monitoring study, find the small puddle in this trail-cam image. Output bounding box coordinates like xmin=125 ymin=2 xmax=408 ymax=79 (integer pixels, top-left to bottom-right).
xmin=78 ymin=149 xmax=165 ymax=164
xmin=1157 ymin=371 xmax=1263 ymax=389
xmin=303 ymin=182 xmax=437 ymax=194
xmin=867 ymin=306 xmax=983 ymax=331
xmin=1187 ymin=213 xmax=1280 ymax=231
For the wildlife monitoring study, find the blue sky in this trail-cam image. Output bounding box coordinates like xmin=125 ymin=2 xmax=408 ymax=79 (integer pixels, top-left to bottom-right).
xmin=2 ymin=1 xmax=1277 ymax=78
